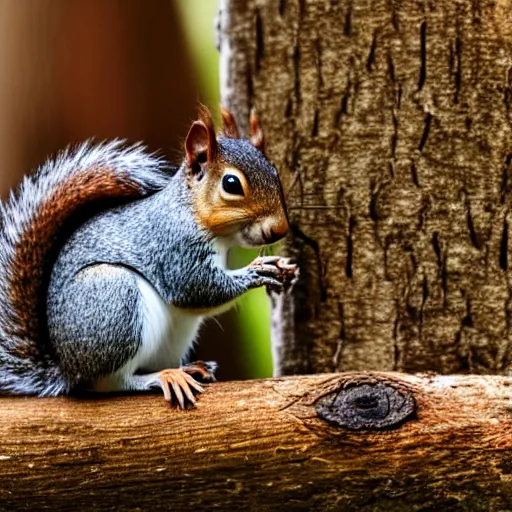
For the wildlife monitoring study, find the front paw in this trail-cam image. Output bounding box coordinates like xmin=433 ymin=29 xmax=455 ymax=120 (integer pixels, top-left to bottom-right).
xmin=275 ymin=257 xmax=299 ymax=293
xmin=158 ymin=368 xmax=204 ymax=409
xmin=249 ymin=256 xmax=299 ymax=294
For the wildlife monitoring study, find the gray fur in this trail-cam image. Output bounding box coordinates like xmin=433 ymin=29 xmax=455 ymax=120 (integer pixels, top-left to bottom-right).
xmin=48 ymin=264 xmax=142 ymax=388
xmin=48 ymin=168 xmax=262 ymax=313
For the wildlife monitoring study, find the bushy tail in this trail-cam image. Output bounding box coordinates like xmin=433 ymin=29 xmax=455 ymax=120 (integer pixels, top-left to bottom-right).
xmin=0 ymin=140 xmax=171 ymax=396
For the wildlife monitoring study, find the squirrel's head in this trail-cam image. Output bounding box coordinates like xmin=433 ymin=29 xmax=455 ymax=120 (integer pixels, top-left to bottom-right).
xmin=183 ymin=105 xmax=289 ymax=248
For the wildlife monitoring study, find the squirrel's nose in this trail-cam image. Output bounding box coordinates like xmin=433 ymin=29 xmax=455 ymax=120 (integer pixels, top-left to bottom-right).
xmin=264 ymin=218 xmax=289 ymax=244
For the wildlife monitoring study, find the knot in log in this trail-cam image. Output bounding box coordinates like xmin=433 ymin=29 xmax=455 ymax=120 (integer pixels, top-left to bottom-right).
xmin=315 ymin=379 xmax=415 ymax=430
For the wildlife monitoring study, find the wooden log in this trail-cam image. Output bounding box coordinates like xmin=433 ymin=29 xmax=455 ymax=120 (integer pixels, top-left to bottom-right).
xmin=1 ymin=372 xmax=512 ymax=511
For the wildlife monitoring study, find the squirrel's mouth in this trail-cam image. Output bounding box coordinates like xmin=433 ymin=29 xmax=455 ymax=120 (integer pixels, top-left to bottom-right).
xmin=238 ymin=219 xmax=289 ymax=248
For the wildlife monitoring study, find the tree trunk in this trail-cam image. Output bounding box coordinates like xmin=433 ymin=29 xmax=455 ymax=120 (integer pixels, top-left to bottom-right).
xmin=1 ymin=373 xmax=511 ymax=511
xmin=219 ymin=0 xmax=512 ymax=376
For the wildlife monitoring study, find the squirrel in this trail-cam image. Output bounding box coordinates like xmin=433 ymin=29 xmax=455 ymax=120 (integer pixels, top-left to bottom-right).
xmin=0 ymin=105 xmax=297 ymax=408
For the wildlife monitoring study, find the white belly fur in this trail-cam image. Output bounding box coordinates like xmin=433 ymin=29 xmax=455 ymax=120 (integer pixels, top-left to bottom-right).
xmin=94 ymin=273 xmax=203 ymax=392
xmin=135 ymin=276 xmax=202 ymax=371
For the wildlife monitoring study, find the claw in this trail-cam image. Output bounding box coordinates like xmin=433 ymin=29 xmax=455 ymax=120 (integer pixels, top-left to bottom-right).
xmin=170 ymin=378 xmax=186 ymax=409
xmin=159 ymin=375 xmax=172 ymax=401
xmin=250 ymin=255 xmax=281 ymax=268
xmin=276 ymin=260 xmax=296 ymax=271
xmin=181 ymin=373 xmax=202 ymax=402
xmin=158 ymin=369 xmax=204 ymax=409
xmin=266 ymin=278 xmax=284 ymax=291
xmin=182 ymin=371 xmax=205 ymax=393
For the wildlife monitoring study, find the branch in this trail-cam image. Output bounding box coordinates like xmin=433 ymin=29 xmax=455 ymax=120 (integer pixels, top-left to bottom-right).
xmin=1 ymin=372 xmax=512 ymax=510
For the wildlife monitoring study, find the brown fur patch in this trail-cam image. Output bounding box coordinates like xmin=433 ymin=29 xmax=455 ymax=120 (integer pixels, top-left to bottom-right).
xmin=220 ymin=107 xmax=240 ymax=139
xmin=250 ymin=109 xmax=265 ymax=152
xmin=10 ymin=168 xmax=143 ymax=357
xmin=197 ymin=104 xmax=218 ymax=162
xmin=198 ymin=207 xmax=255 ymax=237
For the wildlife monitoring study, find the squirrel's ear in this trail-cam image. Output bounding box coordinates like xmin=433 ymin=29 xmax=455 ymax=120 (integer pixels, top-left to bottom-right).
xmin=185 ymin=117 xmax=217 ymax=168
xmin=221 ymin=107 xmax=240 ymax=138
xmin=250 ymin=108 xmax=265 ymax=153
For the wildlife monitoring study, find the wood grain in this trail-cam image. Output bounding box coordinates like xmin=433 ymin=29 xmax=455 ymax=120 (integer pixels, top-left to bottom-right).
xmin=1 ymin=372 xmax=512 ymax=511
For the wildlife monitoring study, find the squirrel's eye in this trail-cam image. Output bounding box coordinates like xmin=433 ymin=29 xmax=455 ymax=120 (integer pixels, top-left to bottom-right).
xmin=222 ymin=174 xmax=244 ymax=196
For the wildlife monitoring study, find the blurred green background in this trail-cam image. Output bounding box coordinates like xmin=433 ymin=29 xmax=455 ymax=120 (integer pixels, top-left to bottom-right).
xmin=0 ymin=0 xmax=272 ymax=380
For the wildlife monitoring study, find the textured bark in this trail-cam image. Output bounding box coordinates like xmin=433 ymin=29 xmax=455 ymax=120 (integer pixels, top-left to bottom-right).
xmin=1 ymin=373 xmax=512 ymax=511
xmin=219 ymin=0 xmax=512 ymax=376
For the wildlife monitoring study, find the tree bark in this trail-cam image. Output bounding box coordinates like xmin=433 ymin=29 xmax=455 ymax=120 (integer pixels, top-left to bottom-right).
xmin=219 ymin=0 xmax=512 ymax=376
xmin=1 ymin=374 xmax=511 ymax=511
